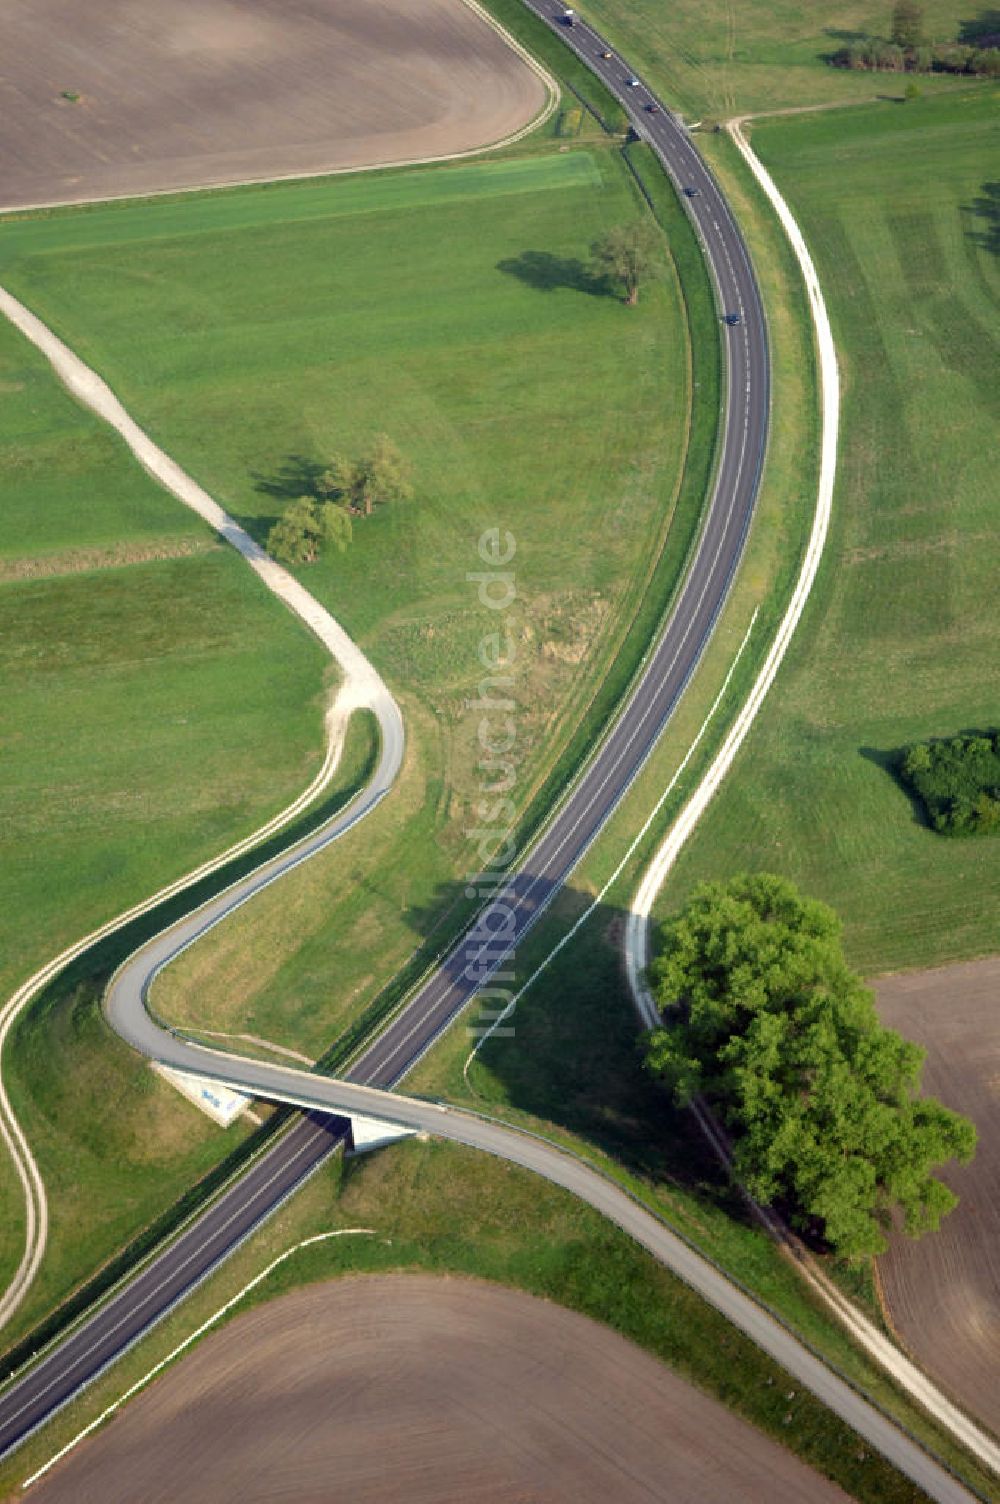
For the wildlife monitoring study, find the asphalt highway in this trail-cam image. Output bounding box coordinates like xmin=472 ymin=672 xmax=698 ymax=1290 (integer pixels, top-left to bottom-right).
xmin=0 ymin=0 xmax=783 ymax=1472
xmin=349 ymin=3 xmax=770 ymax=1084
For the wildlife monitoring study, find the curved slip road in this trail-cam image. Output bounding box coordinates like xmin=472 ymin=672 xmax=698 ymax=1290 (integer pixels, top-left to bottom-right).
xmin=4 ymin=10 xmax=973 ymax=1503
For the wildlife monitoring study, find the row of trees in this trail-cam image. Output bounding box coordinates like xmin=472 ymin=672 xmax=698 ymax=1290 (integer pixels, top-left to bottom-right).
xmin=645 ymin=874 xmax=976 ymax=1259
xmin=266 ymin=435 xmax=412 ymax=566
xmin=831 ymin=1 xmax=1000 ymax=76
xmin=900 ymin=731 xmax=1000 ymax=836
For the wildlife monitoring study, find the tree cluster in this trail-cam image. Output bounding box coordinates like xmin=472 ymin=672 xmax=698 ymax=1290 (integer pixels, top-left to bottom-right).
xmin=900 ymin=731 xmax=1000 ymax=836
xmin=645 ymin=873 xmax=976 ymax=1259
xmin=266 ymin=435 xmax=412 ymax=566
xmin=830 ymin=1 xmax=1000 ymax=76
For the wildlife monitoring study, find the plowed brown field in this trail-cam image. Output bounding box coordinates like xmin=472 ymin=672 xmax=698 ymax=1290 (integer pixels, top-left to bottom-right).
xmin=28 ymin=1274 xmax=849 ymax=1502
xmin=0 ymin=0 xmax=547 ymax=209
xmin=876 ymin=956 xmax=1000 ymax=1435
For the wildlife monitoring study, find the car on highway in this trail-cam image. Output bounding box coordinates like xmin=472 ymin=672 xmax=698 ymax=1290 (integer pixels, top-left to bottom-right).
xmin=600 ymin=49 xmax=613 ymax=59
xmin=626 ymin=76 xmax=640 ymax=87
xmin=561 ymin=6 xmax=577 ymax=24
xmin=646 ymin=102 xmax=660 ymax=114
xmin=723 ymin=313 xmax=742 ymax=325
xmin=683 ymin=186 xmax=701 ymax=197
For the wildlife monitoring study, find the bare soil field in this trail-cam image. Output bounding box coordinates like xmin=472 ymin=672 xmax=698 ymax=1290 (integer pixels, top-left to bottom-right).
xmin=0 ymin=0 xmax=547 ymax=209
xmin=28 ymin=1273 xmax=849 ymax=1503
xmin=876 ymin=956 xmax=1000 ymax=1435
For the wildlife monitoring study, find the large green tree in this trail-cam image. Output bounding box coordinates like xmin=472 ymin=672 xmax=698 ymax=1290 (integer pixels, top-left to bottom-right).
xmin=266 ymin=495 xmax=324 ymax=565
xmin=266 ymin=495 xmax=352 ymax=565
xmin=891 ymin=0 xmax=924 ymax=49
xmin=591 ymin=222 xmax=661 ymax=306
xmin=645 ymin=874 xmax=976 ymax=1258
xmin=320 ymin=434 xmax=413 ymax=517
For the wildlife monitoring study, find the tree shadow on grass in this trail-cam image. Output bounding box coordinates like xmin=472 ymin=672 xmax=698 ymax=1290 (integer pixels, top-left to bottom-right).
xmin=252 ymin=453 xmax=328 ymax=503
xmin=497 ymin=250 xmax=614 ymax=299
xmin=859 ymin=743 xmax=928 ymax=829
xmin=958 ymin=9 xmax=1000 ymax=45
xmin=818 ymin=26 xmax=874 ymax=63
xmin=209 ymin=453 xmax=335 ymax=551
xmin=382 ymin=874 xmax=753 ymax=1229
xmin=966 ymin=181 xmax=1000 ymax=257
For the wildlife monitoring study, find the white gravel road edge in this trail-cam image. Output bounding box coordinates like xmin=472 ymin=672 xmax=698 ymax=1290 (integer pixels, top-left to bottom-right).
xmin=622 ymin=117 xmax=839 ymax=1013
xmin=21 ymin=1229 xmax=377 ymax=1489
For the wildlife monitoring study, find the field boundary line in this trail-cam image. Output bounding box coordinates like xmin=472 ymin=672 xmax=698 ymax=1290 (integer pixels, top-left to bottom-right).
xmin=620 ymin=118 xmax=1000 ymax=1480
xmin=19 ymin=1229 xmax=376 ymax=1490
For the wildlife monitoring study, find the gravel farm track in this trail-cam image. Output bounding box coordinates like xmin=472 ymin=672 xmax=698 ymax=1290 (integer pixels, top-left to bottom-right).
xmin=25 ymin=1275 xmax=851 ymax=1504
xmin=876 ymin=958 xmax=1000 ymax=1438
xmin=0 ymin=0 xmax=547 ymax=210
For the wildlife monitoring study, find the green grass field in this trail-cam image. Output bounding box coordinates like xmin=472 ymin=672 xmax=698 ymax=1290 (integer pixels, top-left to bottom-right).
xmin=1 ymin=17 xmax=994 ymax=1493
xmin=0 ymin=308 xmax=342 ymax=1332
xmin=662 ymin=88 xmax=1000 ymax=972
xmin=0 ymin=145 xmax=701 ymax=1058
xmin=577 ymin=0 xmax=984 ymax=116
xmin=0 ymin=326 xmax=194 ymax=564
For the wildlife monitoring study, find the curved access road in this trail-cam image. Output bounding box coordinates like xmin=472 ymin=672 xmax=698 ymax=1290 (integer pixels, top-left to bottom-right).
xmin=0 ymin=281 xmax=405 ymax=1337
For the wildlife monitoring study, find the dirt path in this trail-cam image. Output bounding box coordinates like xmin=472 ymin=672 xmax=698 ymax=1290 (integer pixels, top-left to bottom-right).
xmin=27 ymin=1273 xmax=851 ymax=1503
xmin=0 ymin=0 xmax=549 ymax=211
xmin=876 ymin=957 xmax=1000 ymax=1437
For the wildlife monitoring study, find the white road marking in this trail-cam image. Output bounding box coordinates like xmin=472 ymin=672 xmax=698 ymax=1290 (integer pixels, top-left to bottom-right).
xmin=20 ymin=1229 xmax=376 ymax=1490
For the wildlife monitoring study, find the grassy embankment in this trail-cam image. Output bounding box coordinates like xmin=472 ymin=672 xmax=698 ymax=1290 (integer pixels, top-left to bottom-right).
xmin=662 ymin=88 xmax=1000 ymax=971
xmin=0 ymin=1142 xmax=953 ymax=1504
xmin=0 ymin=308 xmax=353 ymax=1329
xmin=0 ymin=134 xmax=701 ymax=1336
